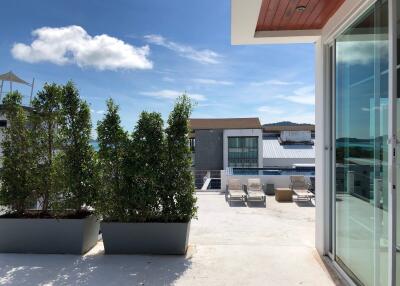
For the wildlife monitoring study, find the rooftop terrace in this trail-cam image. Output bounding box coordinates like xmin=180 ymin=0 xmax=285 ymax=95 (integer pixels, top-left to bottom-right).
xmin=0 ymin=193 xmax=343 ymax=286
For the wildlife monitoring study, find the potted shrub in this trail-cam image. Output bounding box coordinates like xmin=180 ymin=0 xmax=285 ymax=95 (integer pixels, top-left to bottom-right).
xmin=99 ymin=95 xmax=197 ymax=254
xmin=0 ymin=82 xmax=100 ymax=254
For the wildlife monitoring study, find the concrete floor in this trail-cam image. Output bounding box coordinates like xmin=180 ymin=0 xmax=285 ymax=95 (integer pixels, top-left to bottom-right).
xmin=0 ymin=192 xmax=343 ymax=286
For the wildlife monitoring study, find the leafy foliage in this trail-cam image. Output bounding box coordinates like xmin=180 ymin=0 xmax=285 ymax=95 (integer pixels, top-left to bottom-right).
xmin=0 ymin=82 xmax=99 ymax=217
xmin=124 ymin=111 xmax=165 ymax=222
xmin=164 ymin=94 xmax=197 ymax=222
xmin=56 ymin=81 xmax=99 ymax=211
xmin=96 ymin=99 xmax=129 ymax=221
xmin=0 ymin=92 xmax=35 ymax=213
xmin=97 ymin=94 xmax=197 ymax=223
xmin=29 ymin=83 xmax=62 ymax=211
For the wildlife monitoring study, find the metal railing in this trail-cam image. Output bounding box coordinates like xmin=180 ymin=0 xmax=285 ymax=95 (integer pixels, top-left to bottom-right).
xmin=193 ymin=170 xmax=221 ymax=190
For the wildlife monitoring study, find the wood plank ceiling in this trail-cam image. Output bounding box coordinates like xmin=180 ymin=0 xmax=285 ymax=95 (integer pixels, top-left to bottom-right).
xmin=256 ymin=0 xmax=345 ymax=32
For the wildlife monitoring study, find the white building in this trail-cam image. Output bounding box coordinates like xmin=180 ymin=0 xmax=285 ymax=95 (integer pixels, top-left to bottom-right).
xmin=263 ymin=124 xmax=315 ymax=168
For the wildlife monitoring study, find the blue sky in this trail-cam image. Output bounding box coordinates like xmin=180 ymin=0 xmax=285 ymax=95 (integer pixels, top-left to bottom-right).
xmin=0 ymin=0 xmax=315 ymax=135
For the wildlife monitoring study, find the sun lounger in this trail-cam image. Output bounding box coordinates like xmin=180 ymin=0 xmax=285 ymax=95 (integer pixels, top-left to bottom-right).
xmin=290 ymin=176 xmax=314 ymax=201
xmin=246 ymin=178 xmax=266 ymax=204
xmin=227 ymin=178 xmax=246 ymax=205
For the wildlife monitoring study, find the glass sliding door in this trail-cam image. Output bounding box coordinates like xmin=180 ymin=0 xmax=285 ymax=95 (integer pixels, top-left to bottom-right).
xmin=335 ymin=1 xmax=389 ymax=285
xmin=396 ymin=0 xmax=400 ymax=284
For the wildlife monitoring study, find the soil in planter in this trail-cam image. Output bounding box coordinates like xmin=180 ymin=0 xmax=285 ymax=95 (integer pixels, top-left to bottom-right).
xmin=103 ymin=216 xmax=190 ymax=223
xmin=0 ymin=209 xmax=93 ymax=219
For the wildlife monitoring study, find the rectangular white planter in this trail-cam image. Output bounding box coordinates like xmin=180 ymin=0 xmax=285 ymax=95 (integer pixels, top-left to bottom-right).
xmin=101 ymin=221 xmax=190 ymax=255
xmin=0 ymin=214 xmax=100 ymax=254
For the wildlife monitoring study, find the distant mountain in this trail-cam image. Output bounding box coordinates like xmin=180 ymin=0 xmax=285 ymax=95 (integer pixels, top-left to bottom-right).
xmin=263 ymin=121 xmax=315 ymax=127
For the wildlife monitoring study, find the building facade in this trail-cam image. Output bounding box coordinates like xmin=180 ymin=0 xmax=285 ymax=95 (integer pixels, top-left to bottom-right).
xmin=232 ymin=0 xmax=399 ymax=285
xmin=189 ymin=118 xmax=263 ymax=171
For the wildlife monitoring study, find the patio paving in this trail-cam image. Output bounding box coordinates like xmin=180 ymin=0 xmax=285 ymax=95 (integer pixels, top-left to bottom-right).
xmin=0 ymin=192 xmax=343 ymax=286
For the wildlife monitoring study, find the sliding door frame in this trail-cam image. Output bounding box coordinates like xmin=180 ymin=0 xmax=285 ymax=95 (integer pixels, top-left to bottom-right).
xmin=326 ymin=0 xmax=398 ymax=284
xmin=388 ymin=0 xmax=397 ymax=284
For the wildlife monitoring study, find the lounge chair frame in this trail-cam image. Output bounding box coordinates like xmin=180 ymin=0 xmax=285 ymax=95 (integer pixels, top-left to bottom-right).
xmin=289 ymin=176 xmax=314 ymax=202
xmin=227 ymin=179 xmax=246 ymax=205
xmin=246 ymin=178 xmax=266 ymax=205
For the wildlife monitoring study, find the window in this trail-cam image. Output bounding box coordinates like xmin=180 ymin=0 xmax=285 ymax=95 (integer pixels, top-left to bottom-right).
xmin=228 ymin=136 xmax=258 ymax=167
xmin=189 ymin=138 xmax=195 ymax=152
xmin=0 ymin=120 xmax=7 ymax=127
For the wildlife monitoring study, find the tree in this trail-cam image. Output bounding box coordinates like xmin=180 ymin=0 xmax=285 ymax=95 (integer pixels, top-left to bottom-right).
xmin=97 ymin=99 xmax=128 ymax=221
xmin=57 ymin=81 xmax=98 ymax=212
xmin=164 ymin=94 xmax=197 ymax=222
xmin=126 ymin=111 xmax=165 ymax=221
xmin=30 ymin=83 xmax=62 ymax=212
xmin=0 ymin=92 xmax=34 ymax=214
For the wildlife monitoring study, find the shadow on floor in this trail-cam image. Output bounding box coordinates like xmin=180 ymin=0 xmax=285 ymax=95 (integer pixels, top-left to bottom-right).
xmin=246 ymin=201 xmax=266 ymax=208
xmin=228 ymin=201 xmax=247 ymax=207
xmin=0 ymin=246 xmax=192 ymax=286
xmin=295 ymin=200 xmax=315 ymax=208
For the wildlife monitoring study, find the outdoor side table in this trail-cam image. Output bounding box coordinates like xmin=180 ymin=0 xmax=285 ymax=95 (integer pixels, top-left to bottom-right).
xmin=275 ymin=188 xmax=293 ymax=202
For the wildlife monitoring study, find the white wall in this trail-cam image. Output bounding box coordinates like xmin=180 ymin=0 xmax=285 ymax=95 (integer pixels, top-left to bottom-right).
xmin=223 ymin=129 xmax=263 ymax=169
xmin=224 ymin=174 xmax=313 ymax=190
xmin=263 ymin=158 xmax=315 ymax=168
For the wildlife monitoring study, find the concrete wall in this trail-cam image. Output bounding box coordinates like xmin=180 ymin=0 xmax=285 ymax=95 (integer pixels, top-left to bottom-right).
xmin=194 ymin=129 xmax=223 ymax=171
xmin=263 ymin=158 xmax=315 ymax=168
xmin=223 ymin=129 xmax=263 ymax=169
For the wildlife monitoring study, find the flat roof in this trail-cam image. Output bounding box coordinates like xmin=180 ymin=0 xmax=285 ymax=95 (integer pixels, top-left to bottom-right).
xmin=189 ymin=118 xmax=262 ymax=130
xmin=263 ymin=138 xmax=315 ymax=159
xmin=263 ymin=125 xmax=315 ymax=132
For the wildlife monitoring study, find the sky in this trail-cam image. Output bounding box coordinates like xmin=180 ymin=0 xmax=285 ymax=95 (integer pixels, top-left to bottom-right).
xmin=0 ymin=0 xmax=315 ymax=135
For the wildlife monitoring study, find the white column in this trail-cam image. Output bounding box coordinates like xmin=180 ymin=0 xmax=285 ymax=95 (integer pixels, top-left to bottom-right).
xmin=315 ymin=37 xmax=327 ymax=255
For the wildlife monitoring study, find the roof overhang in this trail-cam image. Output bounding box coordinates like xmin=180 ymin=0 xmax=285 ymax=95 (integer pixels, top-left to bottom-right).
xmin=231 ymin=0 xmax=320 ymax=45
xmin=231 ymin=0 xmax=357 ymax=45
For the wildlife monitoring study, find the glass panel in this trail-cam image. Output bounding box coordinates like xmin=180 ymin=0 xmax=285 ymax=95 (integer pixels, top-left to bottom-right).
xmin=396 ymin=0 xmax=400 ymax=284
xmin=335 ymin=1 xmax=388 ymax=285
xmin=228 ymin=136 xmax=258 ymax=167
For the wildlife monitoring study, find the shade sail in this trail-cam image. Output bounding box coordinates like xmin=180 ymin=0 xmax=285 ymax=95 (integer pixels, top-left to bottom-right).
xmin=0 ymin=71 xmax=31 ymax=86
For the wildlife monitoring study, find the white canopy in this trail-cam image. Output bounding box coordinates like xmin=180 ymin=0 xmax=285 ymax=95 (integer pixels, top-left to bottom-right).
xmin=0 ymin=71 xmax=31 ymax=86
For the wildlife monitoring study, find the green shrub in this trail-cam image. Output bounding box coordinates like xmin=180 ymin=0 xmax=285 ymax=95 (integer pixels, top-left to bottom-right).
xmin=97 ymin=94 xmax=197 ymax=223
xmin=0 ymin=92 xmax=35 ymax=213
xmin=96 ymin=99 xmax=129 ymax=221
xmin=0 ymin=82 xmax=99 ymax=217
xmin=56 ymin=81 xmax=99 ymax=212
xmin=124 ymin=111 xmax=165 ymax=222
xmin=164 ymin=95 xmax=197 ymax=222
xmin=30 ymin=83 xmax=62 ymax=212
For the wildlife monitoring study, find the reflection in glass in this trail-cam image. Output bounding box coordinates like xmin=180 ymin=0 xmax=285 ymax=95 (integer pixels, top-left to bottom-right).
xmin=335 ymin=1 xmax=388 ymax=285
xmin=228 ymin=137 xmax=258 ymax=167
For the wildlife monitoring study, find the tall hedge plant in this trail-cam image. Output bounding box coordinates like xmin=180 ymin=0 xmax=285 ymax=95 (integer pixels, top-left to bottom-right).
xmin=164 ymin=95 xmax=197 ymax=222
xmin=97 ymin=99 xmax=128 ymax=221
xmin=0 ymin=92 xmax=35 ymax=214
xmin=97 ymin=94 xmax=197 ymax=223
xmin=30 ymin=83 xmax=62 ymax=212
xmin=56 ymin=81 xmax=98 ymax=212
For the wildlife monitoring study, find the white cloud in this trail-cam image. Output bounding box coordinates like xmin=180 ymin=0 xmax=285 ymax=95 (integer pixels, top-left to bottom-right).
xmin=277 ymin=85 xmax=315 ymax=105
xmin=144 ymin=34 xmax=220 ymax=64
xmin=91 ymin=109 xmax=105 ymax=115
xmin=140 ymin=89 xmax=206 ymax=101
xmin=336 ymin=40 xmax=388 ymax=65
xmin=162 ymin=77 xmax=175 ymax=82
xmin=251 ymin=79 xmax=302 ymax=86
xmin=193 ymin=78 xmax=233 ymax=85
xmin=12 ymin=25 xmax=153 ymax=70
xmin=257 ymin=106 xmax=284 ymax=114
